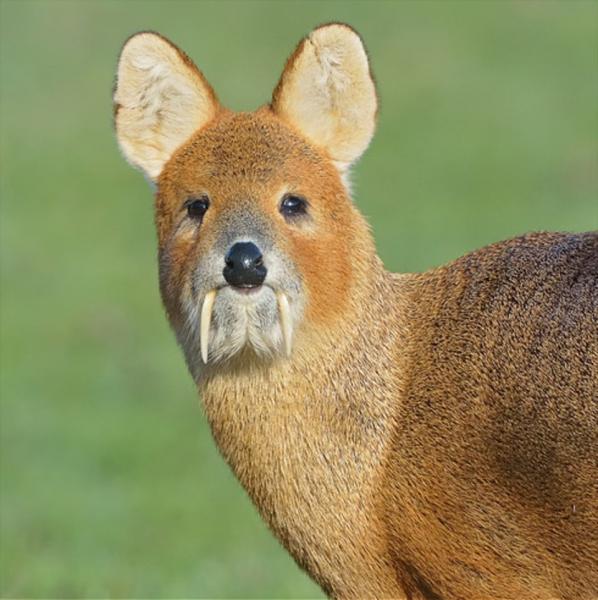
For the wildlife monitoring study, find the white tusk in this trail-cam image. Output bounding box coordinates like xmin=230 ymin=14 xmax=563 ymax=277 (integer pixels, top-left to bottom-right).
xmin=200 ymin=290 xmax=216 ymax=364
xmin=276 ymin=291 xmax=292 ymax=358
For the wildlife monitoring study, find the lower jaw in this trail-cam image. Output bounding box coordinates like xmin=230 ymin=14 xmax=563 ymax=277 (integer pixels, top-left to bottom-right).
xmin=200 ymin=287 xmax=292 ymax=364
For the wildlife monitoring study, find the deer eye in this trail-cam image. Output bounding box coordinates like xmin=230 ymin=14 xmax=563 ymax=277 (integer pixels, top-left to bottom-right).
xmin=280 ymin=194 xmax=308 ymax=218
xmin=185 ymin=196 xmax=210 ymax=220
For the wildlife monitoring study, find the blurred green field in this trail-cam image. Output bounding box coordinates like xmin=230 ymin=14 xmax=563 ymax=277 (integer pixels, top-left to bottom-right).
xmin=1 ymin=0 xmax=596 ymax=597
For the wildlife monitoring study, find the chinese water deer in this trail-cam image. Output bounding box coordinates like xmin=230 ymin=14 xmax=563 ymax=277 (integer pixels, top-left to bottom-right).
xmin=113 ymin=24 xmax=598 ymax=600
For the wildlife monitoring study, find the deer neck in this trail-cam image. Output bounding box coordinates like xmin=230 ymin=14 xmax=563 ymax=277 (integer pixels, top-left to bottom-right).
xmin=198 ymin=260 xmax=410 ymax=595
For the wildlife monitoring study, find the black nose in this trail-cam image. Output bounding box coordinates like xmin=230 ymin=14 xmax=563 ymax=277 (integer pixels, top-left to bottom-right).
xmin=223 ymin=242 xmax=267 ymax=288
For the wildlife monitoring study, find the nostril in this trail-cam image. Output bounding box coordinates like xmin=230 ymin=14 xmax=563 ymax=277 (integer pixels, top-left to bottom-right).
xmin=254 ymin=255 xmax=263 ymax=267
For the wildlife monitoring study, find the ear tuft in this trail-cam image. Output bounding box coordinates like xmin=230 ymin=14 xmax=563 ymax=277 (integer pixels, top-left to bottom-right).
xmin=272 ymin=23 xmax=377 ymax=172
xmin=113 ymin=32 xmax=219 ymax=181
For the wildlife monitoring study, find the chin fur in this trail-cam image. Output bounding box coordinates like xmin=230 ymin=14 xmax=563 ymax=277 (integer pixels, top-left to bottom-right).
xmin=177 ymin=285 xmax=295 ymax=379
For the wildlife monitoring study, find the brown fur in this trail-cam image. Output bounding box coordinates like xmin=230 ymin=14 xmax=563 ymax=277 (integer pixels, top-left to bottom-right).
xmin=114 ymin=26 xmax=598 ymax=600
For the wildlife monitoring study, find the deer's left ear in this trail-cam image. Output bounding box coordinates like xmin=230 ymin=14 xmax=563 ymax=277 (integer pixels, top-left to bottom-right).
xmin=271 ymin=23 xmax=377 ymax=172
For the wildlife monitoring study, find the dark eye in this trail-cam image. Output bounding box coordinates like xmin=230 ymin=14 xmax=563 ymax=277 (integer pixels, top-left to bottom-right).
xmin=280 ymin=194 xmax=308 ymax=218
xmin=186 ymin=196 xmax=210 ymax=220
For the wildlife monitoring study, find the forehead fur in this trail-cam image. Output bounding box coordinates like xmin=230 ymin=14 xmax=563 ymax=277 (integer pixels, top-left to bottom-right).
xmin=161 ymin=108 xmax=335 ymax=187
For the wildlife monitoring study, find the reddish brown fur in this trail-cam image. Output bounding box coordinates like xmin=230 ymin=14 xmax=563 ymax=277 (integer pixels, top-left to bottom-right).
xmin=157 ymin=108 xmax=372 ymax=335
xmin=115 ymin=29 xmax=598 ymax=600
xmin=383 ymin=233 xmax=598 ymax=599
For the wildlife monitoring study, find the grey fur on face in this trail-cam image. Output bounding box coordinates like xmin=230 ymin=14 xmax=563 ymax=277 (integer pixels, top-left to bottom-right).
xmin=171 ymin=204 xmax=305 ymax=379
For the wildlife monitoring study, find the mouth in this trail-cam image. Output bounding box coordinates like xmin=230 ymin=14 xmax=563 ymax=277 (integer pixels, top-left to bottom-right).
xmin=199 ymin=285 xmax=293 ymax=364
xmin=229 ymin=284 xmax=263 ymax=295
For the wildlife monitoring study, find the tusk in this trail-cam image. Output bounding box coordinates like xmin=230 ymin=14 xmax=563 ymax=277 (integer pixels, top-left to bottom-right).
xmin=276 ymin=291 xmax=292 ymax=357
xmin=200 ymin=290 xmax=216 ymax=364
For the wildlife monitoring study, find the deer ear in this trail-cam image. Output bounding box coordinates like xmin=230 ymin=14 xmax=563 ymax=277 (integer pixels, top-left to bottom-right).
xmin=271 ymin=23 xmax=377 ymax=172
xmin=113 ymin=32 xmax=219 ymax=182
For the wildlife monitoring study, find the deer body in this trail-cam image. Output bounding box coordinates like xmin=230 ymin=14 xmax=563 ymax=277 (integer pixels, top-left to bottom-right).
xmin=202 ymin=233 xmax=598 ymax=600
xmin=114 ymin=25 xmax=598 ymax=600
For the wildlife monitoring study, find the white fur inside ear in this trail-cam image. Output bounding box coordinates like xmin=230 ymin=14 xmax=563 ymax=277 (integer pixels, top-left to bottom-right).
xmin=273 ymin=24 xmax=377 ymax=169
xmin=114 ymin=33 xmax=218 ymax=181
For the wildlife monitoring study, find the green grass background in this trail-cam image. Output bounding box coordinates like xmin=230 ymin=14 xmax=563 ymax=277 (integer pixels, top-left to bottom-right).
xmin=1 ymin=0 xmax=596 ymax=597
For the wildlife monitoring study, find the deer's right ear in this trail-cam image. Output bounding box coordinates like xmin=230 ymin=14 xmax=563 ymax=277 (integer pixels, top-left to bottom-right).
xmin=113 ymin=32 xmax=219 ymax=182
